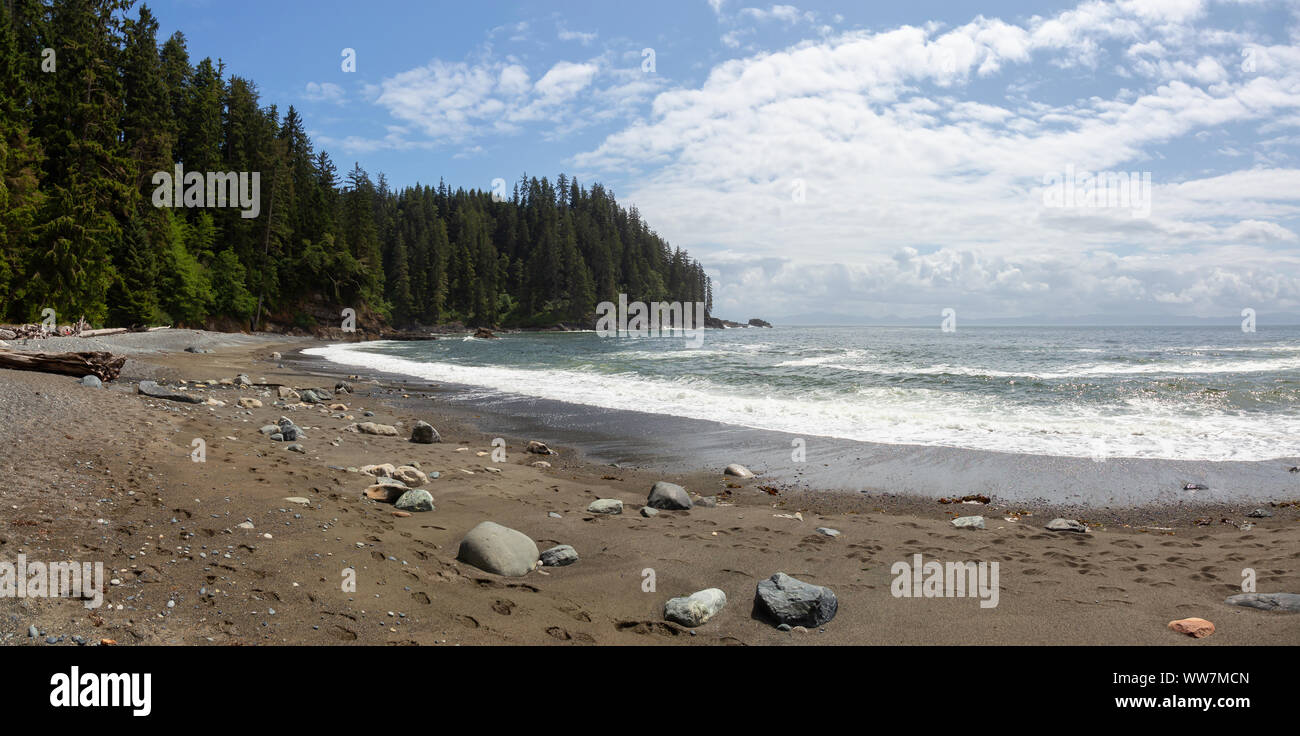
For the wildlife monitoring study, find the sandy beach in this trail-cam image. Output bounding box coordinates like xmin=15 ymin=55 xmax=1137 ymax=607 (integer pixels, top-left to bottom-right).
xmin=0 ymin=330 xmax=1297 ymax=646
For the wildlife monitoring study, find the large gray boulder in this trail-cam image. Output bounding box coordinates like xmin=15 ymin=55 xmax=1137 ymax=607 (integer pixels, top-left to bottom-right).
xmin=1224 ymin=593 xmax=1300 ymax=613
xmin=664 ymin=588 xmax=727 ymax=627
xmin=456 ymin=521 xmax=539 ymax=577
xmin=410 ymin=420 xmax=440 ymax=444
xmin=138 ymin=381 xmax=203 ymax=403
xmin=647 ymin=481 xmax=692 ymax=510
xmin=755 ymin=573 xmax=838 ymax=627
xmin=79 ymin=375 xmax=102 ymax=388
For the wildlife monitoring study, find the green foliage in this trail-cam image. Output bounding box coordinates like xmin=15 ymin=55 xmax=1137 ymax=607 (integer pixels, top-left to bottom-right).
xmin=0 ymin=1 xmax=710 ymax=329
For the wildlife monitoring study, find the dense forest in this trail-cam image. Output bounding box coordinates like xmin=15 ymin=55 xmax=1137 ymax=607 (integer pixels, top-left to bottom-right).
xmin=0 ymin=0 xmax=712 ymax=331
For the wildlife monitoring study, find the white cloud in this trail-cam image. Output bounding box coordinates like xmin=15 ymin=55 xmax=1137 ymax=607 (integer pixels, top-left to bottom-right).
xmin=303 ymin=81 xmax=346 ymax=105
xmin=558 ymin=26 xmax=598 ymax=45
xmin=571 ymin=0 xmax=1300 ymax=320
xmin=534 ymin=61 xmax=598 ymax=100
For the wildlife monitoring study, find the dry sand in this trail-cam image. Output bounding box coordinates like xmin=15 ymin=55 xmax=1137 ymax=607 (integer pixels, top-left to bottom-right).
xmin=0 ymin=330 xmax=1296 ymax=645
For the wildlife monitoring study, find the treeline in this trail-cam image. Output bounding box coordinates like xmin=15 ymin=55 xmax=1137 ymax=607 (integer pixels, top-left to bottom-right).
xmin=0 ymin=0 xmax=711 ymax=330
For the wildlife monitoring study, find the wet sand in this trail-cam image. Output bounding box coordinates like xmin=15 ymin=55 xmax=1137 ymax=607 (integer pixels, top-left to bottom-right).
xmin=0 ymin=330 xmax=1297 ymax=645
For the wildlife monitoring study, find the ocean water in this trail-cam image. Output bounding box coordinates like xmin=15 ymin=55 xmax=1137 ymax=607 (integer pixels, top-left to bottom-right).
xmin=305 ymin=325 xmax=1300 ymax=463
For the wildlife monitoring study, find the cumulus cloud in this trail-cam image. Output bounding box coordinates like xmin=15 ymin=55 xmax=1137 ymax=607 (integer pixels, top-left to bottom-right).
xmin=365 ymin=55 xmax=650 ymax=145
xmin=571 ymin=0 xmax=1300 ymax=320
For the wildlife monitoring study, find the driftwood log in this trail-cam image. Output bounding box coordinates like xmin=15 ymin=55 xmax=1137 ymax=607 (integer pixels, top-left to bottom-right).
xmin=0 ymin=350 xmax=127 ymax=381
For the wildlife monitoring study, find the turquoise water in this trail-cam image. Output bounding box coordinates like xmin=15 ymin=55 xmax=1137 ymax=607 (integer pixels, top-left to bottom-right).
xmin=306 ymin=325 xmax=1300 ymax=462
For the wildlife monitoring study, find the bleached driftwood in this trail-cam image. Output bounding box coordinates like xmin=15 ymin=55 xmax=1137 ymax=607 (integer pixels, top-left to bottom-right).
xmin=0 ymin=350 xmax=127 ymax=381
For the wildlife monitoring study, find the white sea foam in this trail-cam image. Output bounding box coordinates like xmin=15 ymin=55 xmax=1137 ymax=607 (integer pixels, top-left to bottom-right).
xmin=304 ymin=342 xmax=1300 ymax=461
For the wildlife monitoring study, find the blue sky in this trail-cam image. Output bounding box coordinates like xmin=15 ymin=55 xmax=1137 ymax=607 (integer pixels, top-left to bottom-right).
xmin=156 ymin=0 xmax=1300 ymax=322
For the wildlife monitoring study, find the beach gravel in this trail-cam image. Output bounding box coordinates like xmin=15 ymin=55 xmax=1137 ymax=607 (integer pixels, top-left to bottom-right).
xmin=137 ymin=380 xmax=203 ymax=403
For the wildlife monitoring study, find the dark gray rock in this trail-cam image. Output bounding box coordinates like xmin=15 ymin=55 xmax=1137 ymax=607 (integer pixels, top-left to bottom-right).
xmin=1224 ymin=592 xmax=1300 ymax=613
xmin=647 ymin=481 xmax=692 ymax=510
xmin=456 ymin=521 xmax=538 ymax=577
xmin=754 ymin=572 xmax=838 ymax=627
xmin=540 ymin=544 xmax=578 ymax=567
xmin=1246 ymin=508 xmax=1273 ymax=518
xmin=640 ymin=507 xmax=659 ymax=518
xmin=410 ymin=420 xmax=440 ymax=444
xmin=137 ymin=380 xmax=203 ymax=403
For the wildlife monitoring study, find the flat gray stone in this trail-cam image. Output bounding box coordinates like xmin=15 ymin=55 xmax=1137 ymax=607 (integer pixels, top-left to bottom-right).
xmin=394 ymin=489 xmax=435 ymax=512
xmin=755 ymin=572 xmax=838 ymax=628
xmin=586 ymin=498 xmax=623 ymax=515
xmin=1045 ymin=518 xmax=1087 ymax=532
xmin=664 ymin=588 xmax=727 ymax=627
xmin=540 ymin=544 xmax=578 ymax=567
xmin=138 ymin=380 xmax=203 ymax=403
xmin=456 ymin=521 xmax=538 ymax=577
xmin=647 ymin=481 xmax=692 ymax=510
xmin=640 ymin=507 xmax=659 ymax=518
xmin=951 ymin=515 xmax=985 ymax=529
xmin=1224 ymin=593 xmax=1300 ymax=613
xmin=816 ymin=527 xmax=841 ymax=537
xmin=1246 ymin=508 xmax=1273 ymax=518
xmin=79 ymin=375 xmax=102 ymax=388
